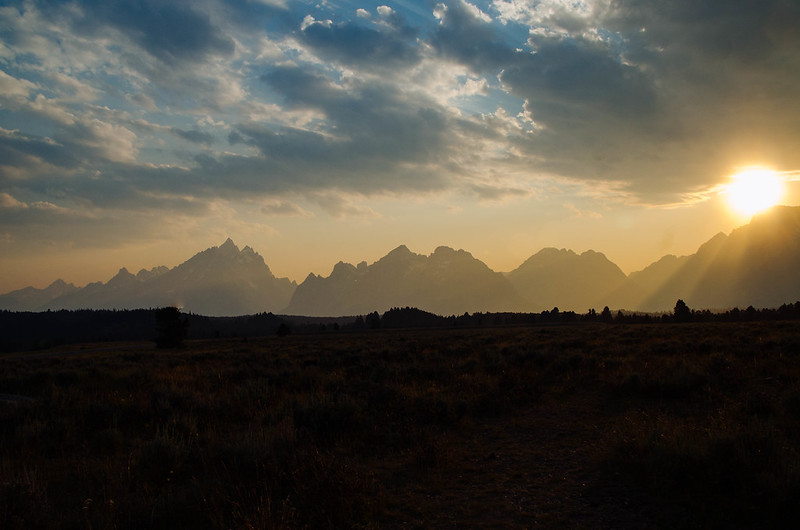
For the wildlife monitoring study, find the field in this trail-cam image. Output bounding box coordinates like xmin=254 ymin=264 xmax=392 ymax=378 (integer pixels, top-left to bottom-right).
xmin=3 ymin=321 xmax=800 ymax=528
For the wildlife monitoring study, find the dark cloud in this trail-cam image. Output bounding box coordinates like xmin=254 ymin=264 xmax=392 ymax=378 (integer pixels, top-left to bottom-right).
xmin=112 ymin=2 xmax=234 ymax=64
xmin=209 ymin=0 xmax=290 ymax=29
xmin=427 ymin=1 xmax=663 ymax=185
xmin=257 ymin=65 xmax=454 ymax=171
xmin=432 ymin=1 xmax=656 ymax=121
xmin=3 ymin=0 xmax=800 ymax=239
xmin=431 ymin=1 xmax=516 ymax=72
xmin=260 ymin=67 xmax=341 ymax=109
xmin=298 ymin=18 xmax=420 ymax=70
xmin=0 ymin=130 xmax=81 ymax=171
xmin=501 ymin=40 xmax=657 ymax=119
xmin=421 ymin=0 xmax=800 ymax=192
xmin=40 ymin=0 xmax=236 ymax=65
xmin=170 ymin=127 xmax=215 ymax=145
xmin=0 ymin=194 xmax=198 ymax=249
xmin=470 ymin=183 xmax=528 ymax=201
xmin=606 ymin=0 xmax=800 ymax=64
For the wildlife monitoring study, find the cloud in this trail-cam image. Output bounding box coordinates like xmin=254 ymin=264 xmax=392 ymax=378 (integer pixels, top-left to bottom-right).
xmin=67 ymin=118 xmax=139 ymax=163
xmin=0 ymin=127 xmax=81 ymax=173
xmin=70 ymin=0 xmax=236 ymax=66
xmin=491 ymin=0 xmax=599 ymax=35
xmin=1 ymin=0 xmax=800 ymax=255
xmin=470 ymin=183 xmax=529 ymax=201
xmin=424 ymin=0 xmax=800 ymax=194
xmin=0 ymin=68 xmax=37 ymax=99
xmin=431 ymin=0 xmax=516 ymax=72
xmin=313 ymin=193 xmax=379 ymax=219
xmin=297 ymin=15 xmax=420 ymax=71
xmin=0 ymin=192 xmax=28 ymax=210
xmin=170 ymin=127 xmax=216 ymax=145
xmin=261 ymin=200 xmax=309 ymax=216
xmin=0 ymin=192 xmax=91 ymax=228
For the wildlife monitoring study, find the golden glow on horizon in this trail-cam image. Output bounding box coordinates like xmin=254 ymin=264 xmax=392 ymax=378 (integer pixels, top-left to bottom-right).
xmin=725 ymin=168 xmax=784 ymax=217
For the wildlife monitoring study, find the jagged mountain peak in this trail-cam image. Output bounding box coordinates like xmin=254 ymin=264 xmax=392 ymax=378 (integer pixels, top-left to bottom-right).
xmin=107 ymin=267 xmax=136 ymax=286
xmin=331 ymin=261 xmax=359 ymax=278
xmin=136 ymin=266 xmax=168 ymax=281
xmin=580 ymin=249 xmax=602 ymax=258
xmin=386 ymin=244 xmax=413 ymax=256
xmin=541 ymin=247 xmax=576 ymax=255
xmin=514 ymin=247 xmax=576 ymax=271
xmin=695 ymin=232 xmax=727 ymax=254
xmin=182 ymin=239 xmax=268 ymax=270
xmin=431 ymin=246 xmax=473 ymax=259
xmin=373 ymin=244 xmax=424 ymax=268
xmin=219 ymin=237 xmax=238 ymax=251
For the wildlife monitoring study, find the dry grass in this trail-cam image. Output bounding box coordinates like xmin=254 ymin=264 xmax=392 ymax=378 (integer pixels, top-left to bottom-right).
xmin=2 ymin=321 xmax=800 ymax=528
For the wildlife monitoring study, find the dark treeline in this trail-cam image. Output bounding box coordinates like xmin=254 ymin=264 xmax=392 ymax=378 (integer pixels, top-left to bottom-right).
xmin=4 ymin=300 xmax=800 ymax=353
xmin=0 ymin=309 xmax=285 ymax=352
xmin=364 ymin=301 xmax=800 ymax=330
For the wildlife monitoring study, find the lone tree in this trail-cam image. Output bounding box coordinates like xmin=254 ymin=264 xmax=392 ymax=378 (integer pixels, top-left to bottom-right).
xmin=154 ymin=306 xmax=188 ymax=348
xmin=674 ymin=299 xmax=692 ymax=322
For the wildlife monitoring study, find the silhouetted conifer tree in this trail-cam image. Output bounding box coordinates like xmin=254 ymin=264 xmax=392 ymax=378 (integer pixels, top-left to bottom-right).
xmin=674 ymin=299 xmax=691 ymax=322
xmin=154 ymin=307 xmax=188 ymax=348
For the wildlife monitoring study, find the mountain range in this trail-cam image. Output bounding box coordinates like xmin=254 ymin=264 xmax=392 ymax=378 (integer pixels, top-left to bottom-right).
xmin=0 ymin=239 xmax=296 ymax=316
xmin=2 ymin=206 xmax=799 ymax=316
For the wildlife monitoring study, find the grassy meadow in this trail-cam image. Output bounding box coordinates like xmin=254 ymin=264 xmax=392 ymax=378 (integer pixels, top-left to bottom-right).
xmin=2 ymin=321 xmax=800 ymax=528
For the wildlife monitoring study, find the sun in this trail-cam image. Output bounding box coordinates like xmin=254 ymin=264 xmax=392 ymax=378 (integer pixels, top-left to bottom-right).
xmin=725 ymin=168 xmax=784 ymax=216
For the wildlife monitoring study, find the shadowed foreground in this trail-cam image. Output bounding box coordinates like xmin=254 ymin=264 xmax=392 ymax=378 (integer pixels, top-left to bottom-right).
xmin=3 ymin=322 xmax=800 ymax=528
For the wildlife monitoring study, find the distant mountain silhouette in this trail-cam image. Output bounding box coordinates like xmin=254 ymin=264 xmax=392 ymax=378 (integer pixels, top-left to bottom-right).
xmin=3 ymin=207 xmax=800 ymax=316
xmin=628 ymin=232 xmax=729 ymax=311
xmin=0 ymin=279 xmax=79 ymax=312
xmin=637 ymin=206 xmax=800 ymax=310
xmin=284 ymin=245 xmax=526 ymax=316
xmin=506 ymin=248 xmax=627 ymax=311
xmin=603 ymin=253 xmax=690 ymax=310
xmin=0 ymin=239 xmax=296 ymax=316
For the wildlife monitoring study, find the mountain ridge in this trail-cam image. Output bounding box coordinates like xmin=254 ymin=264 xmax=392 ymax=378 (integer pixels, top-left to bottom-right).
xmin=0 ymin=240 xmax=296 ymax=316
xmin=283 ymin=245 xmax=527 ymax=317
xmin=2 ymin=206 xmax=800 ymax=316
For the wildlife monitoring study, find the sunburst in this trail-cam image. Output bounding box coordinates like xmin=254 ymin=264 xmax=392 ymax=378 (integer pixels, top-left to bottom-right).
xmin=725 ymin=168 xmax=784 ymax=216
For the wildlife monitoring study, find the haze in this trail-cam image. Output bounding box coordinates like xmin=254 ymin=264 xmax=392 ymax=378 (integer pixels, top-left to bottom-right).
xmin=2 ymin=0 xmax=800 ymax=293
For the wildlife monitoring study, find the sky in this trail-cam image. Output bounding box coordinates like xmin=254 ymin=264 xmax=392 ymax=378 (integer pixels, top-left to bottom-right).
xmin=1 ymin=0 xmax=800 ymax=292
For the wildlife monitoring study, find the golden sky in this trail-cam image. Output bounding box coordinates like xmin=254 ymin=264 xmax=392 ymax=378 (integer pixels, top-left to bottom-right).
xmin=1 ymin=1 xmax=799 ymax=291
